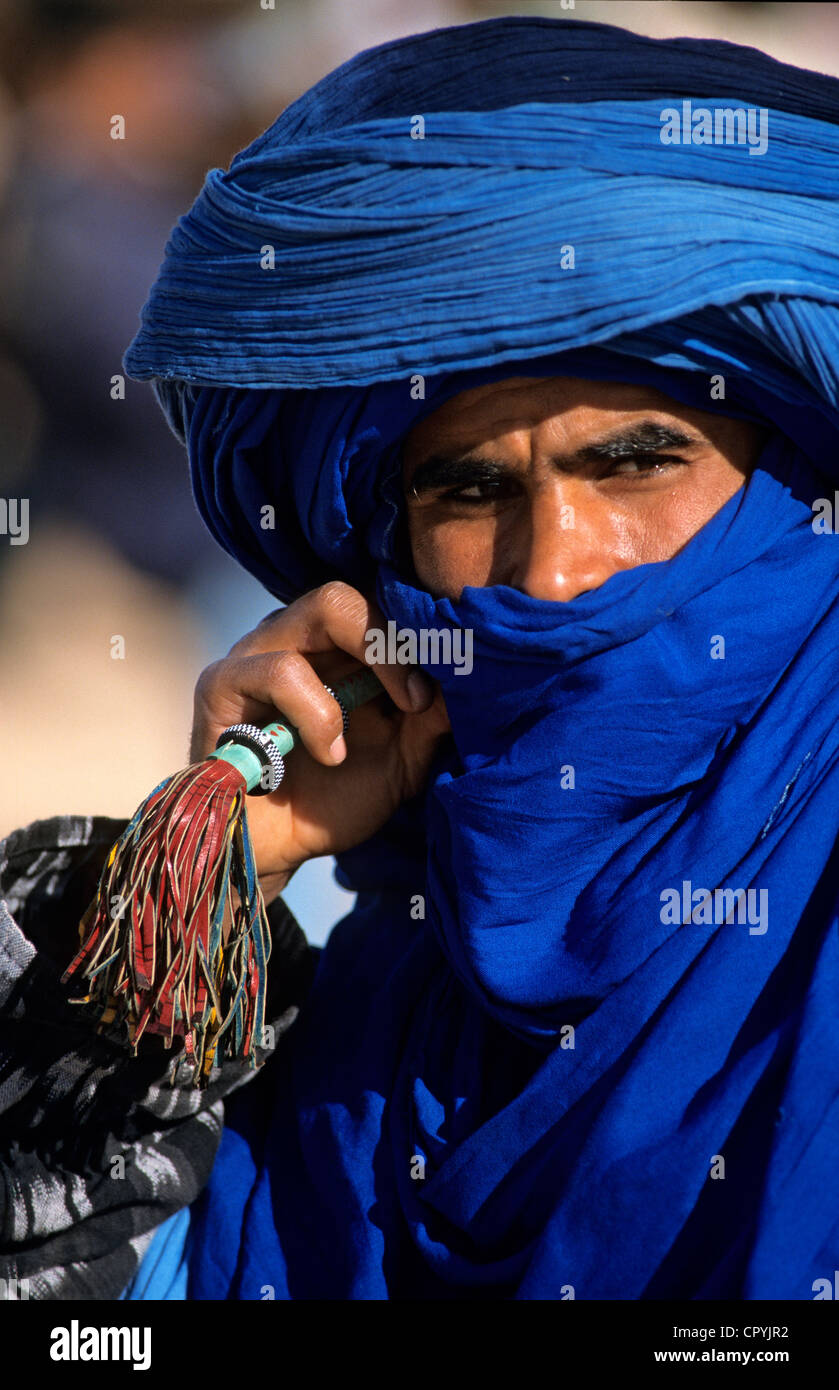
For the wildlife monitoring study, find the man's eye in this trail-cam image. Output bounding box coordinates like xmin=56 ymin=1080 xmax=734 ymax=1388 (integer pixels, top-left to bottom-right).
xmin=607 ymin=454 xmax=684 ymax=477
xmin=426 ymin=456 xmax=687 ymax=502
xmin=442 ymin=479 xmax=516 ymax=503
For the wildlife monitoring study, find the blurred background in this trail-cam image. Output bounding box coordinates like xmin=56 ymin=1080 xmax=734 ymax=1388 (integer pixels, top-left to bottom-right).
xmin=0 ymin=0 xmax=837 ymax=943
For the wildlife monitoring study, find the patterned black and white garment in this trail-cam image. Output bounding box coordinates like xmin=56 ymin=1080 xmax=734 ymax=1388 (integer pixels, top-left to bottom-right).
xmin=0 ymin=815 xmax=315 ymax=1300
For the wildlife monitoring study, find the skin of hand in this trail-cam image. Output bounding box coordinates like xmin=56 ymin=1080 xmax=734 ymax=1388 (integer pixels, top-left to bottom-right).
xmin=191 ymin=375 xmax=765 ymax=898
xmin=190 ymin=583 xmax=452 ymax=901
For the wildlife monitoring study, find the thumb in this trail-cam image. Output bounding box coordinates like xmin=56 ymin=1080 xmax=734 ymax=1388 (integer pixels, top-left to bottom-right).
xmin=397 ymin=686 xmax=453 ymax=790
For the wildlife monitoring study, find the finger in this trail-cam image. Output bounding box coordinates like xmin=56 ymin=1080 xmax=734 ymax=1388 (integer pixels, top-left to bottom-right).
xmin=227 ymin=582 xmax=435 ymax=714
xmin=193 ymin=648 xmax=363 ymax=766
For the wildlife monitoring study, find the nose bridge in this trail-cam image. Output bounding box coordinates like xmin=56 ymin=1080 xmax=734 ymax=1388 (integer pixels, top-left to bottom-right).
xmin=514 ymin=473 xmax=614 ymax=602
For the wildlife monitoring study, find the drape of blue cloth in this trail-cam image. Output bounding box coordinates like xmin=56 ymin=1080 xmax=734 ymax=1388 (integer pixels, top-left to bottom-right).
xmin=120 ymin=1210 xmax=190 ymax=1301
xmin=123 ymin=18 xmax=839 ymax=1298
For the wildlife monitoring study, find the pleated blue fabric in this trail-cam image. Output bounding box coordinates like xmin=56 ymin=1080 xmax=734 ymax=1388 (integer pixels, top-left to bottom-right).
xmin=124 ymin=17 xmax=839 ymax=391
xmin=123 ymin=17 xmax=839 ymax=1298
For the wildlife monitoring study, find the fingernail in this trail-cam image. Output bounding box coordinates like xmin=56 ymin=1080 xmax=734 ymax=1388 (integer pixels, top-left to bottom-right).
xmin=329 ymin=734 xmax=347 ymax=762
xmin=406 ymin=671 xmax=431 ymax=710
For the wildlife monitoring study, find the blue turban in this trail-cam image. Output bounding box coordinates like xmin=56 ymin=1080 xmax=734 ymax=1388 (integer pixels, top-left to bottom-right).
xmin=125 ymin=18 xmax=839 ymax=1299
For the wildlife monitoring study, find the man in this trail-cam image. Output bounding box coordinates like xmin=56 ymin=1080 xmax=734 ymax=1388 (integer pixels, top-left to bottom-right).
xmin=2 ymin=15 xmax=839 ymax=1300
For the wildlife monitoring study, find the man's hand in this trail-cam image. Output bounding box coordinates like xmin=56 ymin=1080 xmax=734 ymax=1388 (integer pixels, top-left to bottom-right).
xmin=190 ymin=582 xmax=452 ymax=891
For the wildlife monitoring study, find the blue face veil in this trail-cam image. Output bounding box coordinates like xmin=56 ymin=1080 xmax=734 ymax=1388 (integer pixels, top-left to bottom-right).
xmin=125 ymin=18 xmax=839 ymax=1299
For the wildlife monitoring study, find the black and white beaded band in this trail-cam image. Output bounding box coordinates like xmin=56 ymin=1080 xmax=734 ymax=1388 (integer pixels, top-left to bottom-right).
xmin=215 ymin=684 xmax=349 ymax=797
xmin=214 ymin=723 xmax=286 ymax=795
xmin=322 ymin=686 xmax=350 ymax=734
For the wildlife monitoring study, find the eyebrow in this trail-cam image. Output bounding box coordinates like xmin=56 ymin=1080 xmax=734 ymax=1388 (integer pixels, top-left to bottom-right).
xmin=405 ymin=420 xmax=702 ymax=496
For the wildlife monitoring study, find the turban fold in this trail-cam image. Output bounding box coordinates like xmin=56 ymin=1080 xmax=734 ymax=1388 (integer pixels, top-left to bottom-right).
xmin=125 ymin=18 xmax=839 ymax=1299
xmin=124 ymin=16 xmax=839 ymax=393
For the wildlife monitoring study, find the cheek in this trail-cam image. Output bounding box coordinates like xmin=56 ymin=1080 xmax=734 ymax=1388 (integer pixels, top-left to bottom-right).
xmin=406 ymin=512 xmax=499 ymax=593
xmin=407 ymin=500 xmax=701 ymax=591
xmin=625 ymin=469 xmax=747 ymax=563
xmin=654 ymin=467 xmax=746 ymax=552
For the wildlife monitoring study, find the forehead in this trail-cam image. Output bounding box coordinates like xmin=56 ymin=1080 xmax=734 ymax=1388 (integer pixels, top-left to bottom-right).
xmin=403 ymin=375 xmax=699 ymax=457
